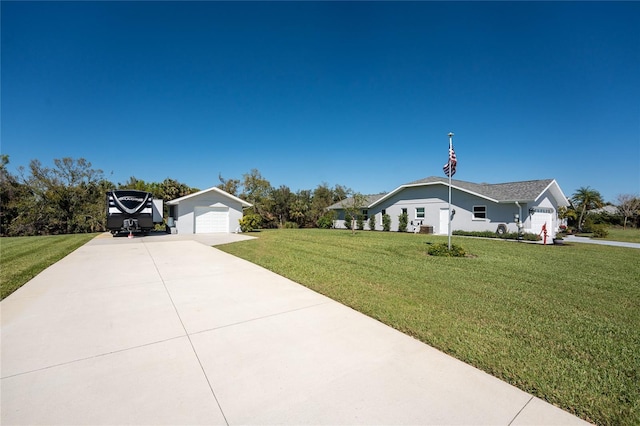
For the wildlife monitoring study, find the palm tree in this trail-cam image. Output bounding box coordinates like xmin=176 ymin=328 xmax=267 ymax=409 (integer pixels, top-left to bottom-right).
xmin=557 ymin=206 xmax=578 ymax=230
xmin=571 ymin=186 xmax=604 ymax=231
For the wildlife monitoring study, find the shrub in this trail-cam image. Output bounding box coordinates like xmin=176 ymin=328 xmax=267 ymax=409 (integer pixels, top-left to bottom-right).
xmin=283 ymin=221 xmax=299 ymax=229
xmin=398 ymin=212 xmax=408 ymax=232
xmin=344 ymin=213 xmax=353 ymax=230
xmin=453 ymin=230 xmax=494 ymax=238
xmin=592 ymin=224 xmax=609 ymax=238
xmin=452 ymin=230 xmax=541 ymax=241
xmin=239 ymin=214 xmax=262 ymax=232
xmin=521 ymin=233 xmax=541 ymax=241
xmin=356 ymin=215 xmax=365 ymax=230
xmin=581 ymin=216 xmax=595 ymax=233
xmin=591 ymin=211 xmax=623 ymax=227
xmin=427 ymin=243 xmax=467 ymax=257
xmin=382 ymin=214 xmax=391 ymax=231
xmin=368 ymin=215 xmax=376 ymax=231
xmin=316 ymin=213 xmax=334 ymax=229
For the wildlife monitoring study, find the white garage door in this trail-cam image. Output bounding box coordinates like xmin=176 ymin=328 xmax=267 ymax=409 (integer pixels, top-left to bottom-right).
xmin=194 ymin=207 xmax=229 ymax=233
xmin=531 ymin=211 xmax=553 ymax=238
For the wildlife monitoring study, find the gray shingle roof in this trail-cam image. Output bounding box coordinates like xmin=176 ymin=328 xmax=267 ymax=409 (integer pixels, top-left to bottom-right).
xmin=328 ymin=177 xmax=563 ymax=209
xmin=405 ymin=176 xmax=555 ymax=201
xmin=327 ymin=193 xmax=387 ymax=210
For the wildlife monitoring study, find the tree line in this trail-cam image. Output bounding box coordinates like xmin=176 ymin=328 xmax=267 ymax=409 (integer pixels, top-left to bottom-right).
xmin=2 ymin=155 xmax=638 ymax=237
xmin=0 ymin=156 xmax=350 ymax=236
xmin=562 ymin=186 xmax=640 ymax=232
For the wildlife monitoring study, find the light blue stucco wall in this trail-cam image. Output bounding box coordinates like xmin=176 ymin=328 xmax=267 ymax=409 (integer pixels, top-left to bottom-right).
xmin=332 ymin=184 xmax=563 ymax=238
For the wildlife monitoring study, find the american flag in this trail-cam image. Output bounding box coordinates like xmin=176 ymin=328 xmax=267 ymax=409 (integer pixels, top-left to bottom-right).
xmin=443 ymin=143 xmax=457 ymax=177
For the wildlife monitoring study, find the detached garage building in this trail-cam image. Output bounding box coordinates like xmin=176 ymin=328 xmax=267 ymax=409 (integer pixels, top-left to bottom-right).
xmin=166 ymin=187 xmax=252 ymax=234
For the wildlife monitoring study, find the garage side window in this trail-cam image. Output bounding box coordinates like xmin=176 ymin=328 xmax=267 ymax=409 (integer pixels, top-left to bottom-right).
xmin=473 ymin=205 xmax=487 ymax=219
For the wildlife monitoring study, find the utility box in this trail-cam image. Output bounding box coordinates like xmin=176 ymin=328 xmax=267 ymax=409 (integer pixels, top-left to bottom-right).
xmin=419 ymin=226 xmax=434 ymax=234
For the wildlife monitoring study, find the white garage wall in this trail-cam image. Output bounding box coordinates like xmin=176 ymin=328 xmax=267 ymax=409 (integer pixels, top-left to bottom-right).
xmin=174 ymin=193 xmax=245 ymax=234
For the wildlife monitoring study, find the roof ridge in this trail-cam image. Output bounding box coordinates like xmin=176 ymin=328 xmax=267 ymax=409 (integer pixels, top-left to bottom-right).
xmin=405 ymin=176 xmax=554 ymax=186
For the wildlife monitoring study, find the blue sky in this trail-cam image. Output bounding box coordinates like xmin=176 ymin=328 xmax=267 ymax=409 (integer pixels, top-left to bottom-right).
xmin=2 ymin=1 xmax=639 ymax=203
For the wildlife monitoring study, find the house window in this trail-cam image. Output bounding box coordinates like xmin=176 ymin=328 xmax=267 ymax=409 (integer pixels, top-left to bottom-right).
xmin=473 ymin=205 xmax=487 ymax=219
xmin=380 ymin=209 xmax=386 ymax=224
xmin=362 ymin=209 xmax=368 ymax=220
xmin=401 ymin=208 xmax=407 ymax=215
xmin=416 ymin=207 xmax=425 ymax=219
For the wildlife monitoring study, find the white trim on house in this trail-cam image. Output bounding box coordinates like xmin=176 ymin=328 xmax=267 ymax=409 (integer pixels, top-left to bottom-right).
xmin=166 ymin=187 xmax=252 ymax=208
xmin=472 ymin=205 xmax=487 ymax=220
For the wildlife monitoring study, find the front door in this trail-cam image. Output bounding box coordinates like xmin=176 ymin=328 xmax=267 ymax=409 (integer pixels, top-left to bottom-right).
xmin=439 ymin=208 xmax=449 ymax=235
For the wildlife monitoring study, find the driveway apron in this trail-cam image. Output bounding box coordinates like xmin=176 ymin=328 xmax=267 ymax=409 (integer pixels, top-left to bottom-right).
xmin=1 ymin=233 xmax=590 ymax=425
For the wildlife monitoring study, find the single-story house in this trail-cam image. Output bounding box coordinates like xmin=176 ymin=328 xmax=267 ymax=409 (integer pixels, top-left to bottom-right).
xmin=328 ymin=176 xmax=570 ymax=239
xmin=166 ymin=187 xmax=252 ymax=234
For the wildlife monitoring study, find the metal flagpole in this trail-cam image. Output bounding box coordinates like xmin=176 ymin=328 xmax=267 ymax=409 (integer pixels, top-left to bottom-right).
xmin=447 ymin=132 xmax=453 ymax=250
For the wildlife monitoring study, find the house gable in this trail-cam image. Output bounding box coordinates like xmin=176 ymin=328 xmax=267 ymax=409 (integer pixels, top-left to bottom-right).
xmin=166 ymin=186 xmax=252 ymax=207
xmin=166 ymin=187 xmax=252 ymax=234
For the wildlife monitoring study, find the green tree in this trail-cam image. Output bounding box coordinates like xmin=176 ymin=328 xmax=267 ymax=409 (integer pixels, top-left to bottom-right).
xmin=571 ymin=186 xmax=604 ymax=232
xmin=10 ymin=157 xmax=111 ymax=235
xmin=0 ymin=155 xmax=29 ymax=236
xmin=307 ymin=183 xmax=352 ymax=229
xmin=290 ymin=190 xmax=311 ymax=228
xmin=558 ymin=206 xmax=578 ymax=227
xmin=159 ymin=178 xmax=197 ymax=202
xmin=217 ymin=173 xmax=240 ymax=196
xmin=83 ymin=178 xmax=115 ymax=232
xmin=340 ymin=191 xmax=367 ymax=235
xmin=118 ymin=176 xmax=153 ymax=193
xmin=309 ymin=183 xmax=334 ymax=226
xmin=271 ymin=185 xmax=293 ymax=228
xmin=332 ymin=184 xmax=349 ymax=203
xmin=241 ymin=169 xmax=274 ymax=226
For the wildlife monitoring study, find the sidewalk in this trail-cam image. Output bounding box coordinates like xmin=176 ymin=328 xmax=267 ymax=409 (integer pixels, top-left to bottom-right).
xmin=1 ymin=234 xmax=590 ymax=425
xmin=563 ymin=234 xmax=640 ymax=249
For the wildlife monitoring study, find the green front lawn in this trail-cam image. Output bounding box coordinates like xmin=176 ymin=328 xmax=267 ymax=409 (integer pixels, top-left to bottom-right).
xmin=0 ymin=234 xmax=97 ymax=300
xmin=218 ymin=229 xmax=640 ymax=426
xmin=601 ymin=227 xmax=640 ymax=243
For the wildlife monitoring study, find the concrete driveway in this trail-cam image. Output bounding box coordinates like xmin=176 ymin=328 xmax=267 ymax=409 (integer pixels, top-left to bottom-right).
xmin=562 ymin=234 xmax=640 ymax=249
xmin=1 ymin=232 xmax=590 ymax=425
